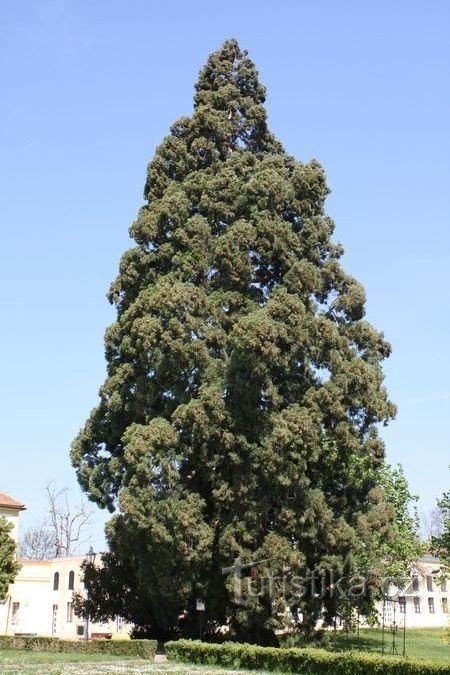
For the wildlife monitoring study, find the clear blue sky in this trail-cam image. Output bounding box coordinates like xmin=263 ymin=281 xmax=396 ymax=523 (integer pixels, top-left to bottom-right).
xmin=1 ymin=0 xmax=449 ymax=551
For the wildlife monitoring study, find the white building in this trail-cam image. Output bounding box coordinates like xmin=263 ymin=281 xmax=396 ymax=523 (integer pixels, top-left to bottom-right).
xmin=379 ymin=555 xmax=449 ymax=629
xmin=0 ymin=491 xmax=130 ymax=639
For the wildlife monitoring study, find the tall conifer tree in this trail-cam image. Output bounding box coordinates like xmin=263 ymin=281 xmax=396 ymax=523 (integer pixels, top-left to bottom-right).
xmin=72 ymin=40 xmax=396 ymax=641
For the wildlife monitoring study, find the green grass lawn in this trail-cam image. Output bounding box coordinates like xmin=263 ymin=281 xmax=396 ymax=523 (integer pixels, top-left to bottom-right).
xmin=0 ymin=650 xmax=271 ymax=675
xmin=282 ymin=627 xmax=450 ymax=663
xmin=336 ymin=627 xmax=449 ymax=663
xmin=0 ymin=649 xmax=139 ymax=663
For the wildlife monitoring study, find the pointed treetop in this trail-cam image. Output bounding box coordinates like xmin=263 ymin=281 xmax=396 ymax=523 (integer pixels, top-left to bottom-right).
xmin=193 ymin=38 xmax=271 ymax=155
xmin=141 ymin=40 xmax=281 ymax=205
xmin=194 ymin=39 xmax=266 ymax=107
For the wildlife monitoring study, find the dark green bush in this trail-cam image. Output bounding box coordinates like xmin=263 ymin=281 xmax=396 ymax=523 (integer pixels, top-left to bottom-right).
xmin=0 ymin=635 xmax=156 ymax=659
xmin=165 ymin=639 xmax=450 ymax=674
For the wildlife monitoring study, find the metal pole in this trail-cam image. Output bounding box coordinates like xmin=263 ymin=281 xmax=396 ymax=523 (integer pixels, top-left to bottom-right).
xmin=4 ymin=596 xmax=12 ymax=636
xmin=402 ymin=602 xmax=406 ymax=658
xmin=84 ymin=611 xmax=89 ymax=642
xmin=389 ymin=602 xmax=398 ymax=656
xmin=84 ymin=547 xmax=96 ymax=641
xmin=381 ymin=597 xmax=385 ymax=656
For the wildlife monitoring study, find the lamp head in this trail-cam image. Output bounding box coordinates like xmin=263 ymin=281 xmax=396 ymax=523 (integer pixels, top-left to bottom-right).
xmin=86 ymin=546 xmax=96 ymax=565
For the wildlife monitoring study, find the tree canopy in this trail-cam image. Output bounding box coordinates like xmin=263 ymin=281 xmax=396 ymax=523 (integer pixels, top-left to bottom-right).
xmin=0 ymin=517 xmax=20 ymax=601
xmin=71 ymin=39 xmax=396 ymax=642
xmin=377 ymin=464 xmax=424 ymax=582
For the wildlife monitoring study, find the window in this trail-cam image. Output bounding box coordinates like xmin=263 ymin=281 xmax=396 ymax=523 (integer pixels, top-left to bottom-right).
xmin=428 ymin=597 xmax=435 ymax=613
xmin=68 ymin=570 xmax=75 ymax=591
xmin=442 ymin=598 xmax=448 ymax=614
xmin=414 ymin=597 xmax=421 ymax=613
xmin=441 ymin=578 xmax=447 ymax=592
xmin=116 ymin=615 xmax=125 ymax=633
xmin=383 ymin=601 xmax=393 ymax=623
xmin=399 ymin=597 xmax=406 ymax=613
xmin=52 ymin=604 xmax=58 ymax=635
xmin=66 ymin=602 xmax=73 ymax=623
xmin=11 ymin=602 xmax=20 ymax=625
xmin=426 ymin=575 xmax=433 ymax=592
xmin=412 ymin=575 xmax=419 ymax=591
xmin=53 ymin=572 xmax=59 ymax=591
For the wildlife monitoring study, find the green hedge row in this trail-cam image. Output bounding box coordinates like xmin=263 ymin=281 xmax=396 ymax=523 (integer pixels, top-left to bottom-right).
xmin=0 ymin=635 xmax=156 ymax=659
xmin=165 ymin=639 xmax=450 ymax=674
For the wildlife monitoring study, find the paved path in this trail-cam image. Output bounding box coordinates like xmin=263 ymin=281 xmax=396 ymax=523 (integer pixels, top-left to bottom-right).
xmin=154 ymin=653 xmax=167 ymax=663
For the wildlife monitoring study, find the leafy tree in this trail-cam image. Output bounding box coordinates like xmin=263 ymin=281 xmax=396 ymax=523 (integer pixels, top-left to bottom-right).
xmin=71 ymin=39 xmax=396 ymax=643
xmin=378 ymin=463 xmax=425 ymax=582
xmin=0 ymin=517 xmax=20 ymax=601
xmin=431 ymin=476 xmax=450 ymax=569
xmin=334 ymin=464 xmax=425 ymax=629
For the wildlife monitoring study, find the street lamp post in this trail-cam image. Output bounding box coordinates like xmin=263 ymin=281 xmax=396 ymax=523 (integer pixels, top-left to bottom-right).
xmin=196 ymin=599 xmax=205 ymax=640
xmin=399 ymin=595 xmax=406 ymax=658
xmin=84 ymin=546 xmax=96 ymax=642
xmin=381 ymin=583 xmax=406 ymax=658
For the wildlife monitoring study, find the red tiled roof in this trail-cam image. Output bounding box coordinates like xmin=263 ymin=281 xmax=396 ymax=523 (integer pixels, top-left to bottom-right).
xmin=0 ymin=491 xmax=26 ymax=510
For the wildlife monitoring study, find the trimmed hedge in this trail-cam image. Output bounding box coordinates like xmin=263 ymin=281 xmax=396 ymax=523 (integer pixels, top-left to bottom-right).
xmin=0 ymin=635 xmax=156 ymax=659
xmin=165 ymin=639 xmax=450 ymax=674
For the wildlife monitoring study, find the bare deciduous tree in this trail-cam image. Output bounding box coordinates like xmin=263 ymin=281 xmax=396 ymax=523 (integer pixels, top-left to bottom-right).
xmin=19 ymin=521 xmax=55 ymax=560
xmin=19 ymin=483 xmax=93 ymax=560
xmin=421 ymin=506 xmax=445 ymax=542
xmin=47 ymin=483 xmax=93 ymax=557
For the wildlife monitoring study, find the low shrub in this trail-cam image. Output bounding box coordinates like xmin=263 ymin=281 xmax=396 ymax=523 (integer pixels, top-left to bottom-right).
xmin=0 ymin=635 xmax=156 ymax=659
xmin=165 ymin=639 xmax=450 ymax=674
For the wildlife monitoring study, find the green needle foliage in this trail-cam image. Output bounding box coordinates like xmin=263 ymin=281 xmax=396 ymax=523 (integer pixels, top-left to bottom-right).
xmin=0 ymin=517 xmax=20 ymax=601
xmin=71 ymin=39 xmax=396 ymax=643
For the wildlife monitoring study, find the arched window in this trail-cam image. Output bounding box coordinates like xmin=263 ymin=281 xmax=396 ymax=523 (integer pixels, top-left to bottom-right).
xmin=68 ymin=570 xmax=75 ymax=591
xmin=53 ymin=572 xmax=59 ymax=591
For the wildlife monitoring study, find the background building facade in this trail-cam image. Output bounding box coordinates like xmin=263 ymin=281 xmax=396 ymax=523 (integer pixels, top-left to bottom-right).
xmin=0 ymin=492 xmax=129 ymax=639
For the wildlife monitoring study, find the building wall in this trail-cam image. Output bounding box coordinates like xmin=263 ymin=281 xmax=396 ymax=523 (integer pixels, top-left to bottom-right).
xmin=0 ymin=506 xmax=21 ymax=544
xmin=378 ymin=557 xmax=449 ymax=629
xmin=0 ymin=556 xmax=131 ymax=640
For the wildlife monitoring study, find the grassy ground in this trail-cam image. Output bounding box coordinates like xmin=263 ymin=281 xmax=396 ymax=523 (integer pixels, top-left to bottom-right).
xmin=334 ymin=627 xmax=449 ymax=663
xmin=282 ymin=627 xmax=450 ymax=663
xmin=0 ymin=651 xmax=269 ymax=675
xmin=0 ymin=649 xmax=138 ymax=663
xmin=1 ymin=628 xmax=449 ymax=674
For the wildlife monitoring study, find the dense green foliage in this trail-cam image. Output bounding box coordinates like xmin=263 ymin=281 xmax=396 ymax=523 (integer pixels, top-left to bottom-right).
xmin=0 ymin=635 xmax=156 ymax=658
xmin=0 ymin=516 xmax=20 ymax=601
xmin=165 ymin=639 xmax=450 ymax=674
xmin=71 ymin=39 xmax=396 ymax=641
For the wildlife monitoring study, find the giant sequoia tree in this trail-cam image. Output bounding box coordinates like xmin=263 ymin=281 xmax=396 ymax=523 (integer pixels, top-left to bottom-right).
xmin=72 ymin=40 xmax=396 ymax=642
